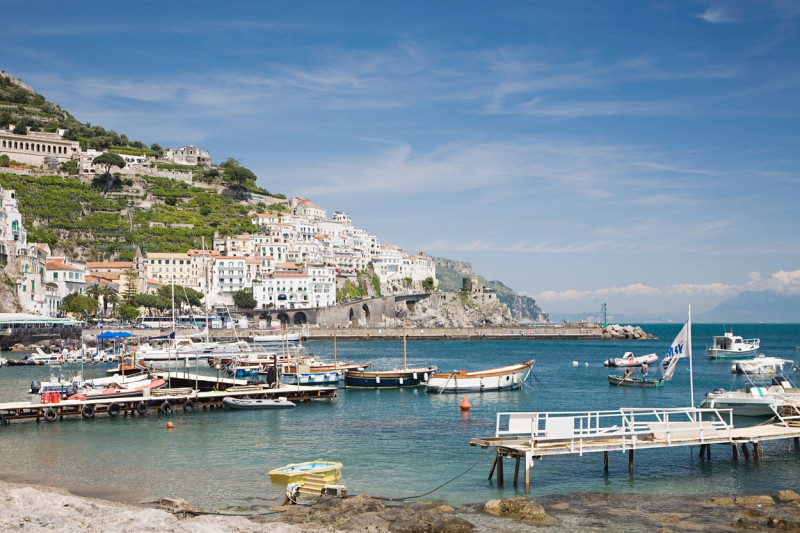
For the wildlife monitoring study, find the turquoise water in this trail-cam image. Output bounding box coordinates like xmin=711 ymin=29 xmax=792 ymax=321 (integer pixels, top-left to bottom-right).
xmin=0 ymin=323 xmax=798 ymax=511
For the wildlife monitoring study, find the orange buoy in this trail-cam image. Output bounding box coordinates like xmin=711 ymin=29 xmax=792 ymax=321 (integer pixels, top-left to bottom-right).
xmin=459 ymin=396 xmax=471 ymax=411
xmin=166 ymin=421 xmax=174 ymax=429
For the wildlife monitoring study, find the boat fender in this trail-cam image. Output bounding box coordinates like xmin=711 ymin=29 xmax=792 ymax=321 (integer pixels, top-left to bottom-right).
xmin=43 ymin=408 xmax=58 ymax=422
xmin=135 ymin=402 xmax=148 ymax=415
xmin=423 ymin=373 xmax=428 ymax=381
xmin=107 ymin=403 xmax=121 ymax=417
xmin=81 ymin=405 xmax=95 ymax=419
xmin=399 ymin=378 xmax=404 ymax=385
xmin=375 ymin=375 xmax=380 ymax=384
xmin=412 ymin=372 xmax=418 ymax=379
xmin=159 ymin=401 xmax=172 ymax=414
xmin=183 ymin=400 xmax=194 ymax=412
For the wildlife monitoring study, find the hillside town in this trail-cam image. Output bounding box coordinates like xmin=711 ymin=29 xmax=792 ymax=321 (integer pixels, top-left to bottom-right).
xmin=0 ymin=121 xmax=439 ymax=317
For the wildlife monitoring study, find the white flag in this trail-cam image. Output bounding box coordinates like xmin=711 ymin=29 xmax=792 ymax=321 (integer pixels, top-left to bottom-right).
xmin=660 ymin=322 xmax=688 ymax=380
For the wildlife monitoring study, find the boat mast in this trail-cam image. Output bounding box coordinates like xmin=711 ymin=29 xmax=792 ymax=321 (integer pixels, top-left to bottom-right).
xmin=333 ymin=327 xmax=338 ymax=368
xmin=688 ymin=304 xmax=694 ymax=408
xmin=403 ymin=327 xmax=407 ymax=371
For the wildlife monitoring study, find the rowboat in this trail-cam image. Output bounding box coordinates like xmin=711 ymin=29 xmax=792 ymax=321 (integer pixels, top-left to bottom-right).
xmin=607 ymin=374 xmax=665 ymax=387
xmin=425 ymin=360 xmax=535 ymax=393
xmin=222 ymin=396 xmax=295 ymax=410
xmin=603 ymin=352 xmax=658 ymax=367
xmin=268 ymin=460 xmax=342 ymax=485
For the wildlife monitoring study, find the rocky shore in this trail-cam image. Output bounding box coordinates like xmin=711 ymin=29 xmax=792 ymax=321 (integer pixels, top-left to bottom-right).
xmin=3 ymin=478 xmax=800 ymax=532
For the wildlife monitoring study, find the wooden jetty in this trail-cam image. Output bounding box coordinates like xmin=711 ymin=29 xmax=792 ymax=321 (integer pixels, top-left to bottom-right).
xmin=470 ymin=403 xmax=800 ymax=490
xmin=0 ymin=375 xmax=336 ymax=425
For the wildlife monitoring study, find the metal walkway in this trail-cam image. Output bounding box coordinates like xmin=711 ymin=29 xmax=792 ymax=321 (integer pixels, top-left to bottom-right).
xmin=470 ymin=405 xmax=800 ymax=490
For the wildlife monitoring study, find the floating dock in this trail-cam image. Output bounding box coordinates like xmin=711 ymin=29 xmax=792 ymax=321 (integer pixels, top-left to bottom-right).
xmin=470 ymin=404 xmax=800 ymax=490
xmin=0 ymin=375 xmax=336 ymax=425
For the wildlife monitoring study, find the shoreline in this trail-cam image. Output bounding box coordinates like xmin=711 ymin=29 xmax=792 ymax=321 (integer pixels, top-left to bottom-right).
xmin=2 ymin=475 xmax=799 ymax=532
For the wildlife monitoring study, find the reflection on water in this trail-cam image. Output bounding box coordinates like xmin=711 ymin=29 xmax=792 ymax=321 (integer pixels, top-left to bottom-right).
xmin=0 ymin=323 xmax=798 ymax=513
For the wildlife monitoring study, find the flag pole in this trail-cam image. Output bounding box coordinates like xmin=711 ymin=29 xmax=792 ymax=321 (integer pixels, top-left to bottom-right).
xmin=688 ymin=304 xmax=694 ymax=408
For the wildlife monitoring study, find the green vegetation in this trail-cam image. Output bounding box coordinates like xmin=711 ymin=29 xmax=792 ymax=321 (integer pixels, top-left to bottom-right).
xmin=336 ymin=280 xmax=366 ymax=302
xmin=0 ymin=172 xmax=261 ymax=259
xmin=232 ymin=288 xmax=257 ymax=309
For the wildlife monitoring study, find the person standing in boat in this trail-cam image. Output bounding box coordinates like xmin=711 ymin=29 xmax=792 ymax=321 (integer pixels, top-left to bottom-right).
xmin=641 ymin=362 xmax=649 ymax=380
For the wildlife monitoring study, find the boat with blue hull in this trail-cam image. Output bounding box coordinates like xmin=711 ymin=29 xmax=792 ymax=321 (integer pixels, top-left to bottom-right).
xmin=344 ymin=332 xmax=436 ymax=389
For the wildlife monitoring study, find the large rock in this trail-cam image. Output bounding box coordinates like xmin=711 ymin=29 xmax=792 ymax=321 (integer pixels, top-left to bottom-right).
xmin=483 ymin=497 xmax=547 ymax=521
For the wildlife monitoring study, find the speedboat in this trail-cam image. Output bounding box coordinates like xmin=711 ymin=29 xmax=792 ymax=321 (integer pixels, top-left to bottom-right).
xmin=699 ymin=376 xmax=800 ymax=417
xmin=67 ymin=377 xmax=167 ymax=400
xmin=426 ymin=360 xmax=535 ymax=393
xmin=707 ymin=332 xmax=760 ymax=359
xmin=603 ymin=352 xmax=658 ymax=367
xmin=731 ymin=356 xmax=793 ymax=375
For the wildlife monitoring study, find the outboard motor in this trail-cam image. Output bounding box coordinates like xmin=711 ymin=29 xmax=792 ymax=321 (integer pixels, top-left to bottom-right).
xmin=30 ymin=380 xmax=41 ymax=395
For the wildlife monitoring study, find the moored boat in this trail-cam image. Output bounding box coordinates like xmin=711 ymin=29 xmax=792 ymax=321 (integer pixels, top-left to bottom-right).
xmin=603 ymin=352 xmax=658 ymax=367
xmin=222 ymin=396 xmax=295 ymax=409
xmin=607 ymin=374 xmax=665 ymax=387
xmin=425 ymin=360 xmax=535 ymax=393
xmin=731 ymin=356 xmax=793 ymax=375
xmin=67 ymin=377 xmax=167 ymax=400
xmin=268 ymin=460 xmax=342 ymax=485
xmin=344 ymin=330 xmax=436 ymax=389
xmin=699 ymin=376 xmax=800 ymax=417
xmin=706 ymin=331 xmax=760 ymax=359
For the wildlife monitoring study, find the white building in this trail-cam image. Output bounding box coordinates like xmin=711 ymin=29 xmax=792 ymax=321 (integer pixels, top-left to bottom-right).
xmin=45 ymin=257 xmax=87 ymax=315
xmin=251 ymin=265 xmax=335 ymax=310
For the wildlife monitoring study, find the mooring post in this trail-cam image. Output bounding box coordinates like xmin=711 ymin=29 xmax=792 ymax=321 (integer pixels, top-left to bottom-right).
xmin=732 ymin=444 xmax=738 ymax=460
xmin=740 ymin=443 xmax=751 ymax=461
xmin=603 ymin=451 xmax=609 ymax=473
xmin=513 ymin=456 xmax=521 ymax=486
xmin=753 ymin=443 xmax=760 ymax=461
xmin=488 ymin=452 xmax=497 ymax=481
xmin=705 ymin=444 xmax=711 ymax=459
xmin=628 ymin=450 xmax=634 ymax=476
xmin=699 ymin=444 xmax=706 ymax=458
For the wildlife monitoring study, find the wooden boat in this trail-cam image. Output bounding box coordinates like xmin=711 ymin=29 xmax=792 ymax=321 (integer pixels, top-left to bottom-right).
xmin=268 ymin=460 xmax=342 ymax=485
xmin=603 ymin=351 xmax=658 ymax=367
xmin=344 ymin=331 xmax=436 ymax=388
xmin=222 ymin=396 xmax=295 ymax=409
xmin=608 ymin=319 xmax=690 ymax=389
xmin=425 ymin=360 xmax=535 ymax=393
xmin=706 ymin=331 xmax=760 ymax=359
xmin=607 ymin=374 xmax=664 ymax=387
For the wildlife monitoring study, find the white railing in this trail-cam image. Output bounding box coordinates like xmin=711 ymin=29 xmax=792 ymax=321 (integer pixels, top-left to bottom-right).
xmin=496 ymin=407 xmax=734 ymax=454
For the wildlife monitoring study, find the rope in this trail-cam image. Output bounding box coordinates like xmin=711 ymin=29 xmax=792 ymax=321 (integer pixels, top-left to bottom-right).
xmin=374 ymin=451 xmax=488 ymax=502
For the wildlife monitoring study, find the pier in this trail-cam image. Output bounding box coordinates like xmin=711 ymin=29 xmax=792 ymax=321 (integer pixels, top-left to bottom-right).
xmin=470 ymin=404 xmax=800 ymax=490
xmin=0 ymin=378 xmax=336 ymax=425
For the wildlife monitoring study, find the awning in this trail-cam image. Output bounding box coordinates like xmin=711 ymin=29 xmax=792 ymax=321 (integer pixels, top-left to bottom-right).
xmin=97 ymin=331 xmax=135 ymax=339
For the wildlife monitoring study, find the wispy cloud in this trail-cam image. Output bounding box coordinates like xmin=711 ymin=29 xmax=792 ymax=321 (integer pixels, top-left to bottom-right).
xmin=697 ymin=6 xmax=737 ymax=24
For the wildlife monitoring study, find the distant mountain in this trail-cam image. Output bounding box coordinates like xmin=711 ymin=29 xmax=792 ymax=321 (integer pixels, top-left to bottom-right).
xmin=695 ymin=291 xmax=800 ymax=323
xmin=432 ymin=257 xmax=548 ymax=323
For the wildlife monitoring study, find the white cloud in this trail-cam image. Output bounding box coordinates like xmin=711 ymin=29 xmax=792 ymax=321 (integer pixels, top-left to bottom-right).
xmin=697 ymin=7 xmax=737 ymax=24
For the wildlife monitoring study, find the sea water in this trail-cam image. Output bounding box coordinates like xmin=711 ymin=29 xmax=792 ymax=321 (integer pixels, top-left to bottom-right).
xmin=0 ymin=323 xmax=798 ymax=511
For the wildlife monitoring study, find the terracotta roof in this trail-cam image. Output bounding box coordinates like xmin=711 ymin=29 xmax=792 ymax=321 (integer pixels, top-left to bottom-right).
xmin=46 ymin=261 xmax=82 ymax=271
xmin=86 ymin=261 xmax=133 ymax=269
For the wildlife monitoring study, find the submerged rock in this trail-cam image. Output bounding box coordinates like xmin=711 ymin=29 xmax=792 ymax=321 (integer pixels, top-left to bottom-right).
xmin=483 ymin=497 xmax=547 ymax=521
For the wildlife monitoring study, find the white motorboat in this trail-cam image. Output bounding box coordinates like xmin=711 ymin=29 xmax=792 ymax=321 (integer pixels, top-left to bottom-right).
xmin=700 ymin=376 xmax=800 ymax=417
xmin=730 ymin=356 xmax=793 ymax=375
xmin=603 ymin=352 xmax=658 ymax=367
xmin=707 ymin=331 xmax=760 ymax=359
xmin=426 ymin=360 xmax=535 ymax=393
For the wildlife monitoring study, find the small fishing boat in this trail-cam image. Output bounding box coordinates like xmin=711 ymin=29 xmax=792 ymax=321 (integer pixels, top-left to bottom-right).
xmin=282 ymin=370 xmax=343 ymax=386
xmin=268 ymin=460 xmax=342 ymax=485
xmin=603 ymin=352 xmax=658 ymax=367
xmin=425 ymin=360 xmax=535 ymax=393
xmin=344 ymin=331 xmax=436 ymax=388
xmin=222 ymin=396 xmax=295 ymax=409
xmin=609 ymin=319 xmax=690 ymax=389
xmin=607 ymin=374 xmax=665 ymax=387
xmin=706 ymin=331 xmax=760 ymax=359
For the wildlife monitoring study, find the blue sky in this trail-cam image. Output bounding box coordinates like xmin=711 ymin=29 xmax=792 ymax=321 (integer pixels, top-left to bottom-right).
xmin=3 ymin=0 xmax=799 ymax=319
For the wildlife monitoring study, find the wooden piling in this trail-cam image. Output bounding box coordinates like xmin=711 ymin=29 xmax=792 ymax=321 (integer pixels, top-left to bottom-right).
xmin=628 ymin=450 xmax=634 ymax=476
xmin=740 ymin=443 xmax=751 ymax=461
xmin=497 ymin=453 xmax=504 ymax=485
xmin=488 ymin=453 xmax=497 ymax=481
xmin=732 ymin=444 xmax=739 ymax=460
xmin=513 ymin=456 xmax=521 ymax=486
xmin=603 ymin=451 xmax=609 ymax=473
xmin=753 ymin=443 xmax=760 ymax=461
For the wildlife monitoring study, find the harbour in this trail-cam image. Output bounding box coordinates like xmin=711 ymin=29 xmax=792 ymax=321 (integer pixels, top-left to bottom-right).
xmin=0 ymin=323 xmax=799 ymax=514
